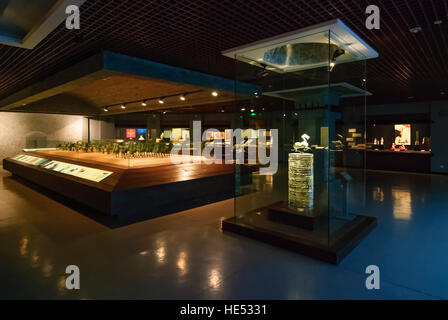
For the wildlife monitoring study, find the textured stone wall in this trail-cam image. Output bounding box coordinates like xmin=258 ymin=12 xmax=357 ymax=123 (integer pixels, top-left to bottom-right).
xmin=0 ymin=112 xmax=84 ymax=161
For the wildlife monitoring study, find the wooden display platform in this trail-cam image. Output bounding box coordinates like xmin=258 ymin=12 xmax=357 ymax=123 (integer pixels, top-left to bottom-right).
xmin=3 ymin=152 xmax=246 ymax=218
xmin=267 ymin=201 xmax=325 ymax=230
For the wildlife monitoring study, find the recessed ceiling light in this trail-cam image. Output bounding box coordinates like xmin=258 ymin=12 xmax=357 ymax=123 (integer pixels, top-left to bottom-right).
xmin=141 ymin=101 xmax=147 ymax=107
xmin=250 ymin=109 xmax=254 ymax=112
xmin=212 ymin=91 xmax=218 ymax=97
xmin=241 ymin=108 xmax=246 ymax=111
xmin=121 ymin=104 xmax=126 ymax=109
xmin=410 ymin=26 xmax=422 ymax=33
xmin=180 ymin=95 xmax=186 ymax=101
xmin=158 ymin=98 xmax=164 ymax=104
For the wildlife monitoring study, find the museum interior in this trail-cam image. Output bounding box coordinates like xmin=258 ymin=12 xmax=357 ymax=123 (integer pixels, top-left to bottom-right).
xmin=0 ymin=0 xmax=447 ymax=300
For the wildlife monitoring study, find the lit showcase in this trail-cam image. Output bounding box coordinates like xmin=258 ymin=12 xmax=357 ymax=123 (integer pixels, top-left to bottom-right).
xmin=222 ymin=20 xmax=378 ymax=264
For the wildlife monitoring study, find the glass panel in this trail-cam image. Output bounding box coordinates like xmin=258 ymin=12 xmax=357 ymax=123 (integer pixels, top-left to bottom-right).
xmin=328 ymin=27 xmax=368 ymax=243
xmin=234 ymin=30 xmax=332 ymax=246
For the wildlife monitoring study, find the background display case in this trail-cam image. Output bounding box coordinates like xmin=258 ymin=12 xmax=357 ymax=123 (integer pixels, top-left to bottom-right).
xmin=222 ymin=21 xmax=377 ymax=264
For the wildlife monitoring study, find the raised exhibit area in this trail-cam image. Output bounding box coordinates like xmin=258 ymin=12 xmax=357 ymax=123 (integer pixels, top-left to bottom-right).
xmin=3 ymin=150 xmax=237 ymax=220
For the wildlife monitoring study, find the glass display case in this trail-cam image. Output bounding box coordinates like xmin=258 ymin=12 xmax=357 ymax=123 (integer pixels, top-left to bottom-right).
xmin=223 ymin=20 xmax=378 ymax=264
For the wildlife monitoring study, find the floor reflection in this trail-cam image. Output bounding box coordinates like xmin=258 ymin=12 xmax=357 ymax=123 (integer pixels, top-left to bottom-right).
xmin=177 ymin=251 xmax=188 ymax=277
xmin=208 ymin=268 xmax=221 ymax=289
xmin=373 ymin=186 xmax=384 ymax=202
xmin=391 ymin=186 xmax=413 ymax=221
xmin=1 ymin=168 xmax=447 ymax=299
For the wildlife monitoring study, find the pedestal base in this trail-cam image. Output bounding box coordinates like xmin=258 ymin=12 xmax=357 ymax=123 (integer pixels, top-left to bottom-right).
xmin=267 ymin=201 xmax=324 ymax=230
xmin=222 ymin=213 xmax=377 ymax=265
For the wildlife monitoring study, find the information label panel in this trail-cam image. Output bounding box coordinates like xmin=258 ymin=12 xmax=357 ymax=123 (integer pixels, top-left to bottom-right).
xmin=41 ymin=160 xmax=113 ymax=183
xmin=12 ymin=154 xmax=47 ymax=166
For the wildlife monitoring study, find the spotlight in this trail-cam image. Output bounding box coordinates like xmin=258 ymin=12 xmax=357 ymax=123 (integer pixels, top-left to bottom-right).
xmin=212 ymin=91 xmax=218 ymax=97
xmin=103 ymin=106 xmax=109 ymax=112
xmin=241 ymin=108 xmax=246 ymax=111
xmin=121 ymin=104 xmax=126 ymax=109
xmin=250 ymin=109 xmax=255 ymax=113
xmin=329 ymin=49 xmax=345 ymax=72
xmin=221 ymin=109 xmax=225 ymax=113
xmin=180 ymin=94 xmax=186 ymax=101
xmin=141 ymin=100 xmax=147 ymax=107
xmin=158 ymin=98 xmax=164 ymax=104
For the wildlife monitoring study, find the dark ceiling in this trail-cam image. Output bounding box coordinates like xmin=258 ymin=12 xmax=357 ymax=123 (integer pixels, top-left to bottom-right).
xmin=0 ymin=0 xmax=447 ymax=106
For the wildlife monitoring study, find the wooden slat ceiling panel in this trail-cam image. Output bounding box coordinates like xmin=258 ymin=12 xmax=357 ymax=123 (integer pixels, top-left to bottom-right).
xmin=0 ymin=0 xmax=446 ymax=105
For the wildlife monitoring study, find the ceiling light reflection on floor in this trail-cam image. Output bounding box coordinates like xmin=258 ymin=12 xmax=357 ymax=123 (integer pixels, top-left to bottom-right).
xmin=177 ymin=251 xmax=188 ymax=276
xmin=208 ymin=268 xmax=222 ymax=289
xmin=155 ymin=247 xmax=167 ymax=264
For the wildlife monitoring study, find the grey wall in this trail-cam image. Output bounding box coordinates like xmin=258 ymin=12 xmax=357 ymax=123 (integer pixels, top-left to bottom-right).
xmin=0 ymin=112 xmax=84 ymax=161
xmin=88 ymin=118 xmax=115 ymax=141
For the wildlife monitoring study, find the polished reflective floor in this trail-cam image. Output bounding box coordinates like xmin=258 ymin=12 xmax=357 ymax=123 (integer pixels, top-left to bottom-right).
xmin=0 ymin=168 xmax=447 ymax=299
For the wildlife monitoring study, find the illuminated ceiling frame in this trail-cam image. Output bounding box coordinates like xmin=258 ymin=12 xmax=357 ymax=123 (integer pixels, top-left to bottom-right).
xmin=222 ymin=19 xmax=379 ymax=73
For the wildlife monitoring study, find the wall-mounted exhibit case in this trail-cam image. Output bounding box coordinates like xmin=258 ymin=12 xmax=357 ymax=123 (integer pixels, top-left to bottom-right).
xmin=222 ymin=19 xmax=378 ymax=264
xmin=358 ymin=116 xmax=432 ymax=173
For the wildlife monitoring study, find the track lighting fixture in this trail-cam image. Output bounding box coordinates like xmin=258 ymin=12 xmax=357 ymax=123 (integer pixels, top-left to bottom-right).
xmin=257 ymin=63 xmax=270 ymax=78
